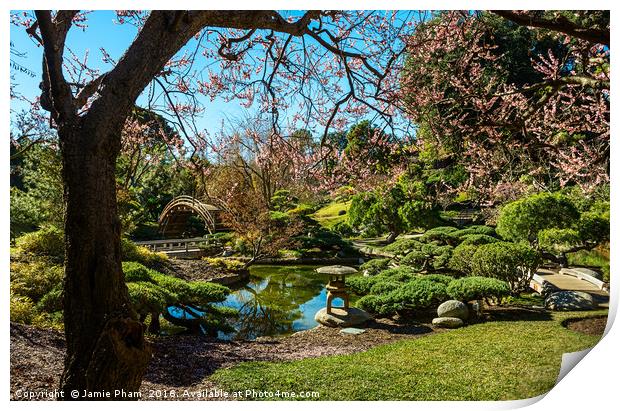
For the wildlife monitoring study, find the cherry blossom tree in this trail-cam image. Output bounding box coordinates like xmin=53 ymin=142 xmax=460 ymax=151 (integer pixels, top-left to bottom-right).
xmin=400 ymin=11 xmax=609 ymax=202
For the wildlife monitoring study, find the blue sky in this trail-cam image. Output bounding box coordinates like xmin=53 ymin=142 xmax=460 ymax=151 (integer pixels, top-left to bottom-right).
xmin=10 ymin=11 xmax=268 ymax=137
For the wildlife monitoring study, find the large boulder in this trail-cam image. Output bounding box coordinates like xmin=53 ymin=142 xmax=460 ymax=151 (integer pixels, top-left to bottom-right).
xmin=432 ymin=317 xmax=464 ymax=328
xmin=545 ymin=291 xmax=595 ymax=311
xmin=314 ymin=307 xmax=371 ymax=328
xmin=437 ymin=300 xmax=469 ymax=320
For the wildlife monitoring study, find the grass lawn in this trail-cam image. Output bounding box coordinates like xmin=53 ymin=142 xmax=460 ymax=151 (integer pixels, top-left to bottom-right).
xmin=311 ymin=201 xmax=351 ymax=229
xmin=211 ymin=310 xmax=606 ymax=400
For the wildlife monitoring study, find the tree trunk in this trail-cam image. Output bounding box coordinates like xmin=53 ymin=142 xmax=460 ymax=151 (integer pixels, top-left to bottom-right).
xmin=386 ymin=231 xmax=398 ymax=244
xmin=58 ymin=118 xmax=151 ymax=399
xmin=148 ymin=312 xmax=161 ymax=335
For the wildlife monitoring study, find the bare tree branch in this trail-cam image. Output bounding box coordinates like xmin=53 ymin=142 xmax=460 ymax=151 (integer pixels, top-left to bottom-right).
xmin=492 ymin=10 xmax=609 ymax=45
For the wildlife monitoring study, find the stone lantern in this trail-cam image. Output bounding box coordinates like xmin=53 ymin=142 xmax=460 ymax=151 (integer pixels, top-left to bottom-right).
xmin=314 ymin=265 xmax=370 ymax=327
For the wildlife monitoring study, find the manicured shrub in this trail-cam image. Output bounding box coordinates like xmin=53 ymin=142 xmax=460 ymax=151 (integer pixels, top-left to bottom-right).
xmin=186 ymin=281 xmax=230 ymax=304
xmin=348 ymin=276 xmax=380 ymax=295
xmin=459 ymin=234 xmax=498 ymax=246
xmin=359 ymin=258 xmax=391 ymax=276
xmin=369 ymin=280 xmax=402 ymax=295
xmin=16 ymin=226 xmax=65 ymax=262
xmin=419 ymin=274 xmax=455 ymax=285
xmin=10 ymin=294 xmax=35 ymax=324
xmin=125 ymin=262 xmax=234 ymax=334
xmin=385 ymin=278 xmax=449 ymax=310
xmin=10 ymin=261 xmax=63 ymax=302
xmin=331 ymin=221 xmax=355 ymax=237
xmin=357 ymin=276 xmax=450 ymax=316
xmin=419 ymin=226 xmax=459 ymax=245
xmin=122 ymin=261 xmax=153 ymax=282
xmin=127 ymin=281 xmax=172 ymax=314
xmin=400 ymin=244 xmax=453 ymax=272
xmin=496 ymin=192 xmax=579 ymax=243
xmin=121 ymin=237 xmax=168 ymax=268
xmin=356 ymin=294 xmax=397 ymax=316
xmin=471 ymin=242 xmax=541 ymax=293
xmin=383 ymin=238 xmax=420 ymax=256
xmin=538 ymin=228 xmax=581 ymax=255
xmin=454 ymin=225 xmax=496 ymax=238
xmin=449 ymin=243 xmax=478 ymax=274
xmin=446 ymin=276 xmax=510 ymax=302
xmin=400 ymin=251 xmax=427 ymax=270
xmin=377 ymin=267 xmax=418 ymax=282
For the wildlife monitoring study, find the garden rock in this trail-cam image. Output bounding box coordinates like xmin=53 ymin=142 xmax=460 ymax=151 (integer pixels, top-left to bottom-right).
xmin=432 ymin=317 xmax=464 ymax=328
xmin=437 ymin=300 xmax=469 ymax=320
xmin=315 ymin=307 xmax=371 ymax=328
xmin=572 ymin=267 xmax=603 ymax=280
xmin=545 ymin=291 xmax=595 ymax=311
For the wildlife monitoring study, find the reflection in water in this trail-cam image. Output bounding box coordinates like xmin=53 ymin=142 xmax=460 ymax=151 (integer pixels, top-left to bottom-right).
xmin=218 ymin=265 xmax=358 ymax=340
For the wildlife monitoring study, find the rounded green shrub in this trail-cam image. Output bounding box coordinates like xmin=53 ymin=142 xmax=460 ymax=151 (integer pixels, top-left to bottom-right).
xmin=383 ymin=238 xmax=421 ymax=256
xmin=356 ymin=294 xmax=398 ymax=316
xmin=10 ymin=261 xmax=63 ymax=302
xmin=538 ymin=228 xmax=581 ymax=255
xmin=400 ymin=244 xmax=453 ymax=272
xmin=370 ymin=280 xmax=402 ymax=295
xmin=400 ymin=250 xmax=427 ymax=270
xmin=16 ymin=226 xmax=65 ymax=261
xmin=419 ymin=227 xmax=459 ymax=245
xmin=385 ymin=278 xmax=449 ymax=310
xmin=459 ymin=234 xmax=498 ymax=246
xmin=449 ymin=243 xmax=478 ymax=274
xmin=187 ymin=281 xmax=230 ymax=304
xmin=127 ymin=281 xmax=172 ymax=314
xmin=331 ymin=221 xmax=355 ymax=237
xmin=471 ymin=242 xmax=541 ymax=293
xmin=10 ymin=294 xmax=35 ymax=324
xmin=376 ymin=267 xmax=417 ymax=282
xmin=348 ymin=276 xmax=380 ymax=295
xmin=496 ymin=192 xmax=579 ymax=243
xmin=455 ymin=225 xmax=496 ymax=238
xmin=122 ymin=261 xmax=153 ymax=282
xmin=418 ymin=274 xmax=455 ymax=285
xmin=446 ymin=276 xmax=510 ymax=302
xmin=121 ymin=237 xmax=168 ymax=268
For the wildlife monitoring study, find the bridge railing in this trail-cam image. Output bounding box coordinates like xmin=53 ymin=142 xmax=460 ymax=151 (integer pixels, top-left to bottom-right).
xmin=135 ymin=237 xmax=213 ymax=252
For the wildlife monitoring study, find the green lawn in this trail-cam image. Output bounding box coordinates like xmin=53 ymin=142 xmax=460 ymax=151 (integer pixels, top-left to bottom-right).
xmin=311 ymin=201 xmax=351 ymax=229
xmin=211 ymin=311 xmax=606 ymax=400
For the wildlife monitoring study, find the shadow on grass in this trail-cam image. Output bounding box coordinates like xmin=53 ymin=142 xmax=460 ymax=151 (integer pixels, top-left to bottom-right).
xmin=480 ymin=306 xmax=553 ymax=322
xmin=363 ymin=319 xmax=434 ymax=335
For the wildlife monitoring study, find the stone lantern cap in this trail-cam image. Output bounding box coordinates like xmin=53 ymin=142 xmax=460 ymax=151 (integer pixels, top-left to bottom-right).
xmin=316 ymin=265 xmax=358 ymax=275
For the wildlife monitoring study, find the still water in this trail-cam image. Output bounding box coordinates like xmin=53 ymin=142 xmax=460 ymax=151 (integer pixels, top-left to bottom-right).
xmin=218 ymin=265 xmax=360 ymax=340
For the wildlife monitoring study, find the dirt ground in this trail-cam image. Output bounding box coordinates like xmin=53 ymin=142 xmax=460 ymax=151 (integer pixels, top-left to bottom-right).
xmin=564 ymin=316 xmax=608 ymax=336
xmin=10 ymin=317 xmax=439 ymax=401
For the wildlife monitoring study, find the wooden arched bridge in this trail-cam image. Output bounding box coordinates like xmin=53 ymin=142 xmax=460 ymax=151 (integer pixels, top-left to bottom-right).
xmin=158 ymin=195 xmax=222 ymax=238
xmin=135 ymin=196 xmax=225 ymax=256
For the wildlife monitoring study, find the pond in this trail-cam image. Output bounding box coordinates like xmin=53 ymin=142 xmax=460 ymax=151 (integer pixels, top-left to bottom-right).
xmin=217 ymin=265 xmax=360 ymax=340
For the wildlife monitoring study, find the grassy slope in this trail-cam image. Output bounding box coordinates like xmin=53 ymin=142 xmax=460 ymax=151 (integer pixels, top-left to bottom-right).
xmin=311 ymin=201 xmax=351 ymax=229
xmin=211 ymin=311 xmax=606 ymax=401
xmin=567 ymin=245 xmax=610 ymax=282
